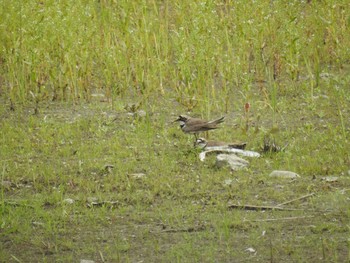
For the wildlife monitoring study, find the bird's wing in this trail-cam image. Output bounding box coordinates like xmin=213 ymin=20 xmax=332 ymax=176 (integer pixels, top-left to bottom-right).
xmin=183 ymin=123 xmax=218 ymax=133
xmin=208 ymin=116 xmax=225 ymax=125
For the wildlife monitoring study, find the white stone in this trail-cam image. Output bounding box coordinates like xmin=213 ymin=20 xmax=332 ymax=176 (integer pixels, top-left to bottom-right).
xmin=321 ymin=176 xmax=338 ymax=182
xmin=216 ymin=154 xmax=249 ymax=171
xmin=136 ymin=110 xmax=147 ymax=117
xmin=245 ymin=247 xmax=256 ymax=253
xmin=130 ymin=173 xmax=146 ymax=179
xmin=224 ymin=179 xmax=233 ymax=186
xmin=63 ymin=198 xmax=75 ymax=204
xmin=269 ymin=170 xmax=300 ymax=179
xmin=199 ymin=148 xmax=260 ymax=161
xmin=87 ymin=197 xmax=98 ymax=203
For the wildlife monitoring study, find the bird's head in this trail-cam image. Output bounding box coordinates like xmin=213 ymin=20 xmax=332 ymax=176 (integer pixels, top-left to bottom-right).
xmin=194 ymin=138 xmax=207 ymax=148
xmin=173 ymin=115 xmax=189 ymax=123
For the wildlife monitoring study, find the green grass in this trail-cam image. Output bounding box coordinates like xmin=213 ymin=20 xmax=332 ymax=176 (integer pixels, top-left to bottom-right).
xmin=1 ymin=0 xmax=350 ymax=262
xmin=1 ymin=98 xmax=350 ymax=262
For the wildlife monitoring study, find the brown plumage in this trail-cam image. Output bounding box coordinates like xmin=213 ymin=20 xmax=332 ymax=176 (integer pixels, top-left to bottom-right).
xmin=174 ymin=115 xmax=225 ymax=139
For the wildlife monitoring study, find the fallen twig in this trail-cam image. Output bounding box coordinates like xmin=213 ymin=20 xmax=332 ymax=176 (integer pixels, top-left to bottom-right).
xmin=243 ymin=215 xmax=315 ymax=223
xmin=99 ymin=250 xmax=105 ymax=263
xmin=277 ymin=193 xmax=315 ymax=207
xmin=161 ymin=225 xmax=206 ymax=233
xmin=227 ymin=203 xmax=305 ymax=211
xmin=11 ymin=255 xmax=22 ymax=263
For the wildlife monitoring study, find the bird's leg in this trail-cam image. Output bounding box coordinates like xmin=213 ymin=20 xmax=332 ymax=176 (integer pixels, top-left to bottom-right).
xmin=193 ymin=133 xmax=198 ymax=144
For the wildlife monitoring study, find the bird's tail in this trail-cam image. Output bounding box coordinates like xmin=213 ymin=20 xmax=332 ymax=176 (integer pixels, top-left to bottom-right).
xmin=209 ymin=116 xmax=225 ymax=125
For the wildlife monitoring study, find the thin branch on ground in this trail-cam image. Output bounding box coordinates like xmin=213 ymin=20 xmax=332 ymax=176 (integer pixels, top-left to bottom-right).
xmin=227 ymin=203 xmax=305 ymax=211
xmin=99 ymin=251 xmax=105 ymax=263
xmin=161 ymin=225 xmax=207 ymax=233
xmin=243 ymin=215 xmax=315 ymax=223
xmin=276 ymin=192 xmax=315 ymax=207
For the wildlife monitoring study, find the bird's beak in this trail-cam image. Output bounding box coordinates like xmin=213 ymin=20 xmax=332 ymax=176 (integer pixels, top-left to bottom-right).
xmin=173 ymin=116 xmax=181 ymax=123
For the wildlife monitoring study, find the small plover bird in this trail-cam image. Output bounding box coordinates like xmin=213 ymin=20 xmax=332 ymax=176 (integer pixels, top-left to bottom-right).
xmin=174 ymin=115 xmax=225 ymax=140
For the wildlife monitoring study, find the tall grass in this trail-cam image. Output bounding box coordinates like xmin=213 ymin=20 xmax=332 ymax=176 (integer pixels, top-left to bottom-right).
xmin=0 ymin=0 xmax=349 ymax=111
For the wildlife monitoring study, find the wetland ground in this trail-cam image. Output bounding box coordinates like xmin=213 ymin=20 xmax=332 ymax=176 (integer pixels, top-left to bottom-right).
xmin=1 ymin=0 xmax=350 ymax=262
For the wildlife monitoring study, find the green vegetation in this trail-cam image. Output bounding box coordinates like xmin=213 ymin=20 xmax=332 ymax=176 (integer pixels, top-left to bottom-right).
xmin=1 ymin=0 xmax=350 ymax=262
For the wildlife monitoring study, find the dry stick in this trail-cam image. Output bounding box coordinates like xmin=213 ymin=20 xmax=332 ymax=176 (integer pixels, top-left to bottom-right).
xmin=276 ymin=192 xmax=315 ymax=207
xmin=227 ymin=204 xmax=305 ymax=211
xmin=161 ymin=225 xmax=206 ymax=233
xmin=11 ymin=255 xmax=22 ymax=263
xmin=99 ymin=251 xmax=105 ymax=263
xmin=243 ymin=215 xmax=315 ymax=223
